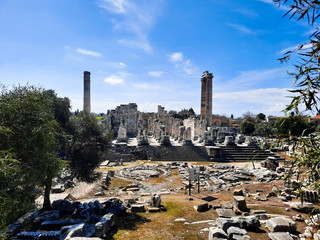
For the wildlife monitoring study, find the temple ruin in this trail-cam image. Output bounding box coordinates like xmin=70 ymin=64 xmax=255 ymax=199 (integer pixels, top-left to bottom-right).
xmin=104 ymin=71 xmax=283 ymax=163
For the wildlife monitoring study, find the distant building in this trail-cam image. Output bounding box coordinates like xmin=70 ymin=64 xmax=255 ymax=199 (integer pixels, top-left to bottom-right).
xmin=309 ymin=115 xmax=320 ymax=125
xmin=267 ymin=116 xmax=285 ymax=122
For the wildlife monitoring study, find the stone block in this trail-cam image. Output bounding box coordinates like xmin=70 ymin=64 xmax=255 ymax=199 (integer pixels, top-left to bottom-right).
xmin=216 ymin=208 xmax=235 ymax=218
xmin=238 ymin=216 xmax=260 ymax=229
xmin=234 ymin=196 xmax=247 ymax=211
xmin=216 ymin=217 xmax=240 ymax=232
xmin=266 ymin=217 xmax=296 ymax=232
xmin=33 ymin=210 xmax=60 ymax=226
xmin=287 ymin=201 xmax=314 ymax=213
xmin=194 ymin=203 xmax=209 ymax=212
xmin=61 ymin=223 xmax=85 ymax=240
xmin=233 ymin=189 xmax=244 ymax=196
xmin=221 ymin=201 xmax=233 ymax=209
xmin=227 ymin=226 xmax=247 ymax=239
xmin=208 ymin=227 xmax=228 ymax=240
xmin=268 ymin=232 xmax=295 ymax=240
xmin=94 ymin=213 xmax=115 ymax=237
xmin=130 ymin=204 xmax=145 ymax=212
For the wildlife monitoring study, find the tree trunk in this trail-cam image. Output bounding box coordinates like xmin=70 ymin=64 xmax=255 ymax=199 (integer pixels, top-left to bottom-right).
xmin=43 ymin=178 xmax=52 ymax=210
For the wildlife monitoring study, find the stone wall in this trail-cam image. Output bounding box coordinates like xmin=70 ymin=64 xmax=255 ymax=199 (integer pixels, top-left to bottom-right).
xmin=105 ymin=103 xmax=139 ymax=138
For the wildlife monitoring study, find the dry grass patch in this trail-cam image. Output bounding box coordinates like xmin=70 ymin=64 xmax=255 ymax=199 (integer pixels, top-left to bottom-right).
xmin=110 ymin=195 xmax=218 ymax=240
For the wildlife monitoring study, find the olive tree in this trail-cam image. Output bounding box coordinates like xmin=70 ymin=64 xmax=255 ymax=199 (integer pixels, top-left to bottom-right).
xmin=66 ymin=111 xmax=112 ymax=182
xmin=0 ymin=85 xmax=62 ymax=210
xmin=273 ymin=0 xmax=320 ymax=195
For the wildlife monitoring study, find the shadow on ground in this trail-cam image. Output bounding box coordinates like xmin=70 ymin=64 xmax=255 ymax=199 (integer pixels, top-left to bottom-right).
xmin=106 ymin=212 xmax=151 ymax=239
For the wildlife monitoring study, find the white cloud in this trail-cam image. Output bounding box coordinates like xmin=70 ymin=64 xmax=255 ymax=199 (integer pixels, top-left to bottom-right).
xmin=99 ymin=0 xmax=127 ymax=13
xmin=148 ymin=71 xmax=164 ymax=77
xmin=133 ymin=83 xmax=159 ymax=89
xmin=228 ymin=24 xmax=256 ymax=34
xmin=119 ymin=62 xmax=126 ymax=66
xmin=76 ymin=48 xmax=103 ymax=57
xmin=256 ymin=0 xmax=290 ymax=11
xmin=279 ymin=43 xmax=314 ymax=54
xmin=214 ymin=88 xmax=294 ymax=116
xmin=168 ymin=52 xmax=199 ymax=75
xmin=168 ymin=52 xmax=184 ymax=62
xmin=104 ymin=74 xmax=124 ymax=85
xmin=118 ymin=39 xmax=152 ymax=53
xmin=220 ymin=68 xmax=288 ymax=91
xmin=99 ymin=0 xmax=162 ymax=53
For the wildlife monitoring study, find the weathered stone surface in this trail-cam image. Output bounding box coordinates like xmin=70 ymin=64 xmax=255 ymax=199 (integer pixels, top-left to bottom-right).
xmin=33 ymin=210 xmax=60 ymax=225
xmin=84 ymin=224 xmax=96 ymax=237
xmin=150 ymin=194 xmax=161 ymax=208
xmin=266 ymin=217 xmax=296 ymax=232
xmin=94 ymin=213 xmax=115 ymax=237
xmin=227 ymin=226 xmax=247 ymax=239
xmin=234 ymin=196 xmax=247 ymax=211
xmin=69 ymin=238 xmax=102 ymax=240
xmin=208 ymin=227 xmax=228 ymax=240
xmin=52 ymin=184 xmax=65 ymax=193
xmin=286 ymin=201 xmax=314 ymax=213
xmin=52 ymin=199 xmax=75 ymax=216
xmin=41 ymin=219 xmax=84 ymax=230
xmin=238 ymin=216 xmax=260 ymax=229
xmin=61 ymin=223 xmax=85 ymax=240
xmin=16 ymin=209 xmax=40 ymax=225
xmin=268 ymin=232 xmax=295 ymax=240
xmin=130 ymin=204 xmax=145 ymax=213
xmin=233 ymin=189 xmax=244 ymax=196
xmin=232 ymin=235 xmax=251 ymax=240
xmin=194 ymin=203 xmax=209 ymax=212
xmin=216 ymin=208 xmax=235 ymax=218
xmin=221 ymin=201 xmax=233 ymax=209
xmin=216 ymin=218 xmax=240 ymax=232
xmin=38 ymin=231 xmax=61 ymax=239
xmin=15 ymin=231 xmax=41 ymax=239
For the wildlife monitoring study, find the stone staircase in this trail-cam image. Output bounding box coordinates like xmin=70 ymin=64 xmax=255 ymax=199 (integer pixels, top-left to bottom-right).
xmin=212 ymin=145 xmax=285 ymax=162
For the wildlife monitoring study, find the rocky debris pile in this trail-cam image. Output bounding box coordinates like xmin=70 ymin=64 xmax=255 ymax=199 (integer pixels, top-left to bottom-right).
xmin=177 ymin=162 xmax=285 ymax=194
xmin=122 ymin=194 xmax=165 ymax=213
xmin=6 ymin=198 xmax=127 ymax=240
xmin=208 ymin=216 xmax=260 ymax=240
xmin=266 ymin=217 xmax=298 ymax=240
xmin=51 ymin=170 xmax=75 ymax=194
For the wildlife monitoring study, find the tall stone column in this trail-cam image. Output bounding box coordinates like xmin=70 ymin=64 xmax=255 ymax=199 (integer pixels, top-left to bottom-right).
xmin=83 ymin=71 xmax=91 ymax=113
xmin=206 ymin=72 xmax=213 ymax=127
xmin=201 ymin=76 xmax=207 ymax=118
xmin=200 ymin=71 xmax=213 ymax=127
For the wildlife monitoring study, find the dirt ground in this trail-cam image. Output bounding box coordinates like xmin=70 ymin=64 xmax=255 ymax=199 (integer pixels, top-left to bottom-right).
xmin=65 ymin=160 xmax=310 ymax=240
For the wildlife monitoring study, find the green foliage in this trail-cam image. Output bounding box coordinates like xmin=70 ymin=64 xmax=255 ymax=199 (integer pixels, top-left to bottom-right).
xmin=173 ymin=108 xmax=195 ymax=119
xmin=275 ymin=0 xmax=320 ymax=115
xmin=0 ymin=85 xmax=62 ymax=210
xmin=0 ymin=150 xmax=27 ymax=231
xmin=240 ymin=121 xmax=255 ymax=135
xmin=44 ymin=89 xmax=71 ymax=129
xmin=273 ymin=1 xmax=320 ymax=199
xmin=274 ymin=115 xmax=314 ymax=136
xmin=282 ymin=135 xmax=320 ymax=193
xmin=254 ymin=122 xmax=277 ymax=137
xmin=66 ymin=112 xmax=112 ymax=181
xmin=256 ymin=113 xmax=266 ymax=121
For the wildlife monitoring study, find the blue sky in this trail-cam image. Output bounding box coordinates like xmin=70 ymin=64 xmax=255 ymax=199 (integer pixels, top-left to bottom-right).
xmin=0 ymin=0 xmax=314 ymax=117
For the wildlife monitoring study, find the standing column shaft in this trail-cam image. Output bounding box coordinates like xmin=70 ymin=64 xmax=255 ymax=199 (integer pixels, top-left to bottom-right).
xmin=83 ymin=71 xmax=91 ymax=113
xmin=206 ymin=74 xmax=213 ymax=127
xmin=200 ymin=71 xmax=213 ymax=127
xmin=201 ymin=78 xmax=207 ymax=117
